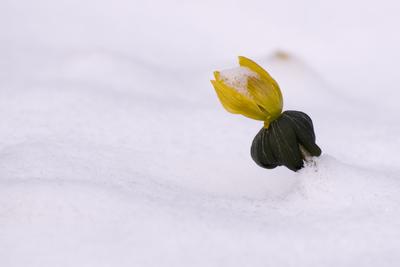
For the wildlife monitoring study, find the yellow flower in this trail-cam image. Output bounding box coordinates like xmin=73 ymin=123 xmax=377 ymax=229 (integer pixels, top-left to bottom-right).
xmin=211 ymin=56 xmax=283 ymax=127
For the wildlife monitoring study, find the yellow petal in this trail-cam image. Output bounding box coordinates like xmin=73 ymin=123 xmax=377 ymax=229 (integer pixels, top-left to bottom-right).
xmin=213 ymin=71 xmax=221 ymax=82
xmin=247 ymin=76 xmax=282 ymax=121
xmin=238 ymin=56 xmax=283 ymax=111
xmin=211 ymin=79 xmax=268 ymax=121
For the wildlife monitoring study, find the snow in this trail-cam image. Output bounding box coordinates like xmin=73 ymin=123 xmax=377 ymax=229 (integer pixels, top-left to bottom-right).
xmin=1 ymin=0 xmax=400 ymax=266
xmin=219 ymin=66 xmax=258 ymax=96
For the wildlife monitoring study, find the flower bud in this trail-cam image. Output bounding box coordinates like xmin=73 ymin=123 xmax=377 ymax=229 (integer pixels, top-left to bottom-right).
xmin=211 ymin=56 xmax=322 ymax=172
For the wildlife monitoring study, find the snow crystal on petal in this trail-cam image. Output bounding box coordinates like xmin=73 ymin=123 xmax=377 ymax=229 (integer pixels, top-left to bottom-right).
xmin=219 ymin=66 xmax=258 ymax=97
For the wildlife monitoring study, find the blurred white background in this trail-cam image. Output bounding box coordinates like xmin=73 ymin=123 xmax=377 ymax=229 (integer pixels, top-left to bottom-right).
xmin=2 ymin=0 xmax=400 ymax=109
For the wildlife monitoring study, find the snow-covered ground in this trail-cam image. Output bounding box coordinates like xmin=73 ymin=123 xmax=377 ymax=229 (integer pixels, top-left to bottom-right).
xmin=1 ymin=0 xmax=400 ymax=266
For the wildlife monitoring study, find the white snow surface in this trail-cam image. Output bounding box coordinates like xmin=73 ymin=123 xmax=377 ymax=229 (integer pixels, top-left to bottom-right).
xmin=1 ymin=0 xmax=400 ymax=266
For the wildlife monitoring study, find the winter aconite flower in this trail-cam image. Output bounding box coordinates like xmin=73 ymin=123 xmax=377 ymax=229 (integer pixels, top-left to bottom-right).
xmin=211 ymin=56 xmax=283 ymax=128
xmin=211 ymin=56 xmax=321 ymax=171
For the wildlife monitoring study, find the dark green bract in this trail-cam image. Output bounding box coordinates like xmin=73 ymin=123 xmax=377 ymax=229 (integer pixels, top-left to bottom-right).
xmin=251 ymin=110 xmax=322 ymax=172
